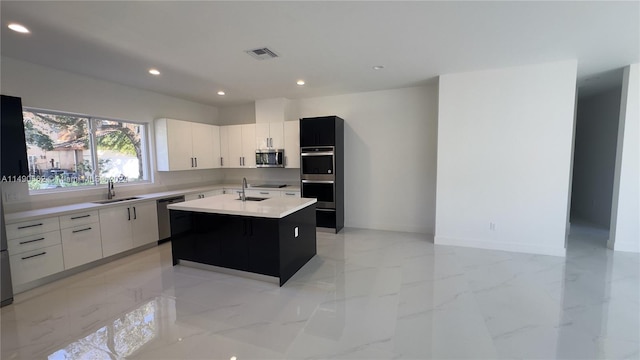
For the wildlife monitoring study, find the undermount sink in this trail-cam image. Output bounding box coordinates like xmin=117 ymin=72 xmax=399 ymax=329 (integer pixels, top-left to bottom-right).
xmin=236 ymin=197 xmax=268 ymax=202
xmin=92 ymin=196 xmax=141 ymax=204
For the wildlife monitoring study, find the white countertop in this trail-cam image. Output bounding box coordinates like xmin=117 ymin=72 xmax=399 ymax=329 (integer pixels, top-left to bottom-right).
xmin=5 ymin=183 xmax=301 ymax=223
xmin=167 ymin=194 xmax=316 ymax=219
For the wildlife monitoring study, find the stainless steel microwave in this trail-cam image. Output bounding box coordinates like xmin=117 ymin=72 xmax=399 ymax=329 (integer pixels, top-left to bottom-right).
xmin=255 ymin=149 xmax=285 ymax=168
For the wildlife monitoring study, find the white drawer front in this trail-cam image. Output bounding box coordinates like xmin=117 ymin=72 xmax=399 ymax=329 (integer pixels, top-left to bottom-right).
xmin=10 ymin=244 xmax=64 ymax=285
xmin=6 ymin=217 xmax=60 ymax=240
xmin=8 ymin=230 xmax=62 ymax=255
xmin=247 ymin=189 xmax=280 ymax=197
xmin=61 ymin=222 xmax=102 ymax=270
xmin=282 ymin=190 xmax=301 ymax=197
xmin=59 ymin=210 xmax=99 ymax=229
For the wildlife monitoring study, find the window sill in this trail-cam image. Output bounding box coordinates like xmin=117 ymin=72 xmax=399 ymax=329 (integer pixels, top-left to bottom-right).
xmin=28 ymin=181 xmax=153 ymax=197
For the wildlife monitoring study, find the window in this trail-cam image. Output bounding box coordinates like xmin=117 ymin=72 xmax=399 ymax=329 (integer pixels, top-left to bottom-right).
xmin=23 ymin=109 xmax=148 ymax=191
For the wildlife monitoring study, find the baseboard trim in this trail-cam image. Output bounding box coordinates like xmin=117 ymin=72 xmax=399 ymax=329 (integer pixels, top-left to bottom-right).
xmin=613 ymin=241 xmax=640 ymax=253
xmin=434 ymin=236 xmax=566 ymax=257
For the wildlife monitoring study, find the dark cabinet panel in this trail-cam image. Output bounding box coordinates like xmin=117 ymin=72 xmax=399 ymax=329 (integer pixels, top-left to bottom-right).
xmin=300 ymin=116 xmax=335 ymax=147
xmin=191 ymin=213 xmax=223 ymax=265
xmin=248 ymin=218 xmax=279 ymax=276
xmin=171 ymin=208 xmax=317 ymax=286
xmin=219 ymin=216 xmax=248 ymax=271
xmin=1 ymin=95 xmax=28 ymax=177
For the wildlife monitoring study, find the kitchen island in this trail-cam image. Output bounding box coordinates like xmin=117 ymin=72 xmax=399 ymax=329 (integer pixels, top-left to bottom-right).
xmin=168 ymin=194 xmax=317 ymax=286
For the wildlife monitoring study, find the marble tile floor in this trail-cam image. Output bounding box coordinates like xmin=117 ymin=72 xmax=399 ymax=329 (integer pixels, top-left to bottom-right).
xmin=1 ymin=224 xmax=639 ymax=359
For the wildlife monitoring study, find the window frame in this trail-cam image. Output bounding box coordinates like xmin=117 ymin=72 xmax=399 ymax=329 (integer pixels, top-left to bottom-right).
xmin=23 ymin=107 xmax=152 ymax=195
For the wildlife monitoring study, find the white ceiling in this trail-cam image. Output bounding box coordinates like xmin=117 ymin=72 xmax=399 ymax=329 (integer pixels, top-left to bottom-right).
xmin=1 ymin=1 xmax=638 ymax=106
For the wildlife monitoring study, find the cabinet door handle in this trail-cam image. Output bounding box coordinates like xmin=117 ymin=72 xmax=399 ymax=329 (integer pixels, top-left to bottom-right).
xmin=17 ymin=223 xmax=43 ymax=229
xmin=70 ymin=214 xmax=91 ymax=220
xmin=221 ymin=157 xmax=223 ymax=166
xmin=19 ymin=237 xmax=45 ymax=245
xmin=133 ymin=207 xmax=137 ymax=220
xmin=195 ymin=157 xmax=198 ymax=167
xmin=72 ymin=227 xmax=92 ymax=233
xmin=127 ymin=207 xmax=131 ymax=221
xmin=21 ymin=252 xmax=46 ymax=260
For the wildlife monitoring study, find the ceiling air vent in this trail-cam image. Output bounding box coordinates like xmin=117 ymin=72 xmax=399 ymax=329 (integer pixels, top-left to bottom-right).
xmin=245 ymin=47 xmax=279 ymax=60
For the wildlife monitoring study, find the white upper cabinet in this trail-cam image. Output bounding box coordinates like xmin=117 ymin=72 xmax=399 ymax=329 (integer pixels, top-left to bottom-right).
xmin=219 ymin=126 xmax=230 ymax=168
xmin=155 ymin=118 xmax=220 ymax=171
xmin=255 ymin=122 xmax=284 ymax=149
xmin=255 ymin=98 xmax=289 ymax=149
xmin=222 ymin=124 xmax=256 ymax=168
xmin=191 ymin=122 xmax=219 ymax=169
xmin=283 ymin=120 xmax=300 ymax=168
xmin=241 ymin=124 xmax=256 ymax=167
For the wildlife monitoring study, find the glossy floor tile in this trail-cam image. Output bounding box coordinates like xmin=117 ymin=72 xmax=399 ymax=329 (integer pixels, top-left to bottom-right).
xmin=1 ymin=224 xmax=639 ymax=359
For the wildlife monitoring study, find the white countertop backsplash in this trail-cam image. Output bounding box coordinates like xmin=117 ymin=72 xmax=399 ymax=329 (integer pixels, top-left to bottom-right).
xmin=4 ymin=182 xmax=301 ymax=223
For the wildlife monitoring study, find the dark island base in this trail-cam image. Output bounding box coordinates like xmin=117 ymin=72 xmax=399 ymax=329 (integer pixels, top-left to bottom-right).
xmin=170 ymin=204 xmax=316 ymax=286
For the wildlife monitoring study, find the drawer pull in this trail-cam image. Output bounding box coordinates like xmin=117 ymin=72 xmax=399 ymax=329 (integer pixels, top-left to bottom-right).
xmin=260 ymin=192 xmax=269 ymax=195
xmin=70 ymin=214 xmax=91 ymax=220
xmin=21 ymin=252 xmax=46 ymax=260
xmin=72 ymin=227 xmax=92 ymax=234
xmin=17 ymin=223 xmax=43 ymax=229
xmin=285 ymin=193 xmax=296 ymax=196
xmin=19 ymin=237 xmax=46 ymax=245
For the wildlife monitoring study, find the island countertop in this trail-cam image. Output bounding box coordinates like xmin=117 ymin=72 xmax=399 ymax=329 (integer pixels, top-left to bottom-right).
xmin=167 ymin=194 xmax=317 ymax=219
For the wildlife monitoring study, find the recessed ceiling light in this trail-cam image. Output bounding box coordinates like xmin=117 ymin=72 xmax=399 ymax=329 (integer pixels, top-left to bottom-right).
xmin=8 ymin=23 xmax=30 ymax=34
xmin=372 ymin=65 xmax=385 ymax=70
xmin=148 ymin=68 xmax=160 ymax=75
xmin=296 ymin=80 xmax=305 ymax=86
xmin=217 ymin=91 xmax=226 ymax=96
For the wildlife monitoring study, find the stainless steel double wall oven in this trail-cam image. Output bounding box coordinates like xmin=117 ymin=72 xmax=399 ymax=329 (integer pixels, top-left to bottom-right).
xmin=301 ymin=146 xmax=336 ymax=208
xmin=299 ymin=116 xmax=344 ymax=233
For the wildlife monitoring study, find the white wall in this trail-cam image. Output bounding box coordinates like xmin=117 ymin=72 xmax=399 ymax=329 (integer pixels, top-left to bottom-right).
xmin=609 ymin=64 xmax=640 ymax=253
xmin=435 ymin=60 xmax=578 ymax=256
xmin=217 ymin=102 xmax=255 ymax=125
xmin=293 ymin=86 xmax=438 ymax=234
xmin=1 ymin=57 xmax=222 ymax=211
xmin=571 ymin=89 xmax=621 ymax=228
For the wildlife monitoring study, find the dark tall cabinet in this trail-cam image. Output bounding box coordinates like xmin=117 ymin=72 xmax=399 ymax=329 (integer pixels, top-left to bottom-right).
xmin=300 ymin=116 xmax=344 ymax=233
xmin=1 ymin=95 xmax=29 ymax=177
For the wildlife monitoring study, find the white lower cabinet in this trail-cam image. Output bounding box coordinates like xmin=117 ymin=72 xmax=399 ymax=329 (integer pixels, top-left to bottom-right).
xmin=246 ymin=189 xmax=280 ymax=197
xmin=7 ymin=216 xmax=64 ymax=287
xmin=100 ymin=205 xmax=134 ymax=257
xmin=185 ymin=189 xmax=223 ymax=201
xmin=132 ymin=201 xmax=159 ymax=248
xmin=100 ymin=201 xmax=159 ymax=257
xmin=282 ymin=190 xmax=301 ymax=197
xmin=61 ymin=222 xmax=102 ymax=270
xmin=9 ymin=244 xmax=64 ymax=285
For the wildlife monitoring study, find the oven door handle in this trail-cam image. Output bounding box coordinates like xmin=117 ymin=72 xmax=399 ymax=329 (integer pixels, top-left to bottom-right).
xmin=301 ymin=152 xmax=334 ymax=156
xmin=302 ymin=180 xmax=334 ymax=184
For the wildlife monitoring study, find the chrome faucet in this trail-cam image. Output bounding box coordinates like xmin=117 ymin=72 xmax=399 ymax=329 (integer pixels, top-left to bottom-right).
xmin=107 ymin=179 xmax=115 ymax=199
xmin=241 ymin=177 xmax=247 ymax=201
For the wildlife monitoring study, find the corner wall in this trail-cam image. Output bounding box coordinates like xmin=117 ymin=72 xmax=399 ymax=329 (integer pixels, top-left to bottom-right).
xmin=435 ymin=60 xmax=578 ymax=256
xmin=609 ymin=64 xmax=640 ymax=253
xmin=571 ymin=89 xmax=621 ymax=228
xmin=293 ymin=86 xmax=439 ymax=234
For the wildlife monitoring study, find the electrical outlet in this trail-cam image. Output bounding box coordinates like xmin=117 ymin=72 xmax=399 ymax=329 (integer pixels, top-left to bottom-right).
xmin=294 ymin=227 xmax=299 ymax=238
xmin=489 ymin=222 xmax=496 ymax=231
xmin=4 ymin=192 xmax=19 ymax=202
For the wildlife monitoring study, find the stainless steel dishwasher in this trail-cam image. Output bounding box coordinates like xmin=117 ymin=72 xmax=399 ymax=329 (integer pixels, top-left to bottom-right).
xmin=157 ymin=195 xmax=185 ymax=241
